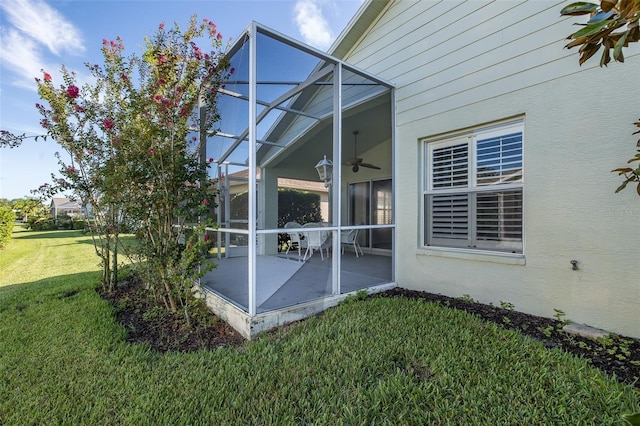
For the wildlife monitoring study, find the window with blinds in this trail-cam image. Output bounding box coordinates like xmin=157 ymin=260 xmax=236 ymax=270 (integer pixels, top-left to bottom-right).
xmin=423 ymin=121 xmax=524 ymax=253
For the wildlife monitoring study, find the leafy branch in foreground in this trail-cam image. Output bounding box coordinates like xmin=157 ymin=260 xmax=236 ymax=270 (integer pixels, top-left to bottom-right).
xmin=612 ymin=120 xmax=640 ymax=195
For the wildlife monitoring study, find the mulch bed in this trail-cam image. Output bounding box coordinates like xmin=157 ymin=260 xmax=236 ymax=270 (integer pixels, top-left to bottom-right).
xmin=98 ymin=277 xmax=245 ymax=353
xmin=99 ymin=281 xmax=639 ymax=389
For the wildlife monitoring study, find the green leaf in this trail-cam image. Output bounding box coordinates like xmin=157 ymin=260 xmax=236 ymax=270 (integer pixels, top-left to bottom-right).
xmin=561 ymin=2 xmax=599 ymax=16
xmin=572 ymin=19 xmax=613 ymax=38
xmin=614 ymin=179 xmax=630 ymax=193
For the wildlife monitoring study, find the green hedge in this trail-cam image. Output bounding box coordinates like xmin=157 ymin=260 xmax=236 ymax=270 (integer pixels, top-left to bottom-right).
xmin=228 ymin=189 xmax=322 ymax=250
xmin=28 ymin=217 xmax=58 ymax=231
xmin=0 ymin=205 xmax=16 ymax=248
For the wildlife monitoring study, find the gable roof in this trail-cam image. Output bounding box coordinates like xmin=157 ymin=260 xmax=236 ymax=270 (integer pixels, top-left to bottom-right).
xmin=329 ymin=0 xmax=391 ymax=60
xmin=50 ymin=198 xmax=81 ymax=209
xmin=51 ymin=197 xmax=72 ymax=206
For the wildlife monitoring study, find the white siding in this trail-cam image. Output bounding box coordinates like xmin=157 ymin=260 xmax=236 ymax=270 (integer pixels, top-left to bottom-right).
xmin=345 ymin=0 xmax=640 ymax=337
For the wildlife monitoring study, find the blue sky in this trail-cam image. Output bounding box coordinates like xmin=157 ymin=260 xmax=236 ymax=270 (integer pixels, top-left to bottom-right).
xmin=0 ymin=0 xmax=363 ymax=200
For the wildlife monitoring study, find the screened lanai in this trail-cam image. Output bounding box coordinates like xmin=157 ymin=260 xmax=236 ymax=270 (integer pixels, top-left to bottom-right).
xmin=199 ymin=22 xmax=395 ymax=338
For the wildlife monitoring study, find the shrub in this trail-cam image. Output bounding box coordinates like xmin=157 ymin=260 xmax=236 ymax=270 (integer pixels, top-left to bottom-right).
xmin=278 ymin=189 xmax=322 ymax=250
xmin=227 ymin=189 xmax=322 ymax=250
xmin=72 ymin=219 xmax=86 ymax=230
xmin=0 ymin=205 xmax=16 ymax=247
xmin=277 ymin=189 xmax=322 ymax=227
xmin=29 ymin=217 xmax=57 ymax=231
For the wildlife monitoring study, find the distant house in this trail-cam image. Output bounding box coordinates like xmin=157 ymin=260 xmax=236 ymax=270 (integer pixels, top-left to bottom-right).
xmin=50 ymin=198 xmax=83 ymax=219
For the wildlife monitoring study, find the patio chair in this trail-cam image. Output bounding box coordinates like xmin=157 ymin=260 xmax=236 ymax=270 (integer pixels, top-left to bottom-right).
xmin=284 ymin=221 xmax=305 ymax=257
xmin=341 ymin=229 xmax=363 ymax=257
xmin=302 ymin=223 xmax=329 ymax=261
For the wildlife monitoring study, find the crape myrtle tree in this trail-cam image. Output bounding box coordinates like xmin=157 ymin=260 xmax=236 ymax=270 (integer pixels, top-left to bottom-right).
xmin=1 ymin=16 xmax=230 ymax=317
xmin=561 ymin=0 xmax=640 ymax=195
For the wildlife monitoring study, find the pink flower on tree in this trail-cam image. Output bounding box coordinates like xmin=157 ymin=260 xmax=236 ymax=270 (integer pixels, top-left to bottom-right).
xmin=203 ymin=234 xmax=210 ymax=242
xmin=66 ymin=85 xmax=79 ymax=98
xmin=203 ymin=198 xmax=210 ymax=206
xmin=148 ymin=147 xmax=155 ymax=154
xmin=43 ymin=72 xmax=52 ymax=82
xmin=159 ymin=22 xmax=165 ymax=30
xmin=102 ymin=119 xmax=114 ymax=130
xmin=208 ymin=157 xmax=214 ymax=163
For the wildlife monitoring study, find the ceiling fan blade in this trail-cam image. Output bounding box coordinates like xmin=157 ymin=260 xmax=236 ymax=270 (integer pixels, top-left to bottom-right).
xmin=360 ymin=163 xmax=381 ymax=170
xmin=343 ymin=157 xmax=363 ymax=166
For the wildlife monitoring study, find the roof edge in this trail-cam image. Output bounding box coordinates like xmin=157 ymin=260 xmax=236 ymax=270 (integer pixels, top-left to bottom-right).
xmin=329 ymin=0 xmax=391 ymax=60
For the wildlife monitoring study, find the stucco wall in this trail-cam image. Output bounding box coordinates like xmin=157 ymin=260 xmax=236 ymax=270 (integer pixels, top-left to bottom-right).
xmin=345 ymin=0 xmax=640 ymax=337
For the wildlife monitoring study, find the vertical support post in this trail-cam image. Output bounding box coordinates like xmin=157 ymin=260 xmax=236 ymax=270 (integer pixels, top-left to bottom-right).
xmin=198 ymin=97 xmax=207 ymax=281
xmin=199 ymin=98 xmax=207 ymax=164
xmin=224 ymin=163 xmax=230 ymax=259
xmin=390 ymin=87 xmax=397 ymax=284
xmin=248 ymin=23 xmax=258 ymax=316
xmin=332 ymin=63 xmax=342 ymax=296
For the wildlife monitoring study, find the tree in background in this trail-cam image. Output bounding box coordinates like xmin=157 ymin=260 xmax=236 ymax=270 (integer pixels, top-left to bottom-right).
xmin=0 ymin=204 xmax=16 ymax=248
xmin=561 ymin=0 xmax=640 ymax=195
xmin=10 ymin=197 xmax=45 ymax=222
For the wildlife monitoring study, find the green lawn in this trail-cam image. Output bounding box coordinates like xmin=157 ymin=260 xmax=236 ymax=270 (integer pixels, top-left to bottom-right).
xmin=1 ymin=227 xmax=638 ymax=425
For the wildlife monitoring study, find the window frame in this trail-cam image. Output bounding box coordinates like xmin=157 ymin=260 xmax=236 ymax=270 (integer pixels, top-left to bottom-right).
xmin=422 ymin=119 xmax=524 ymax=254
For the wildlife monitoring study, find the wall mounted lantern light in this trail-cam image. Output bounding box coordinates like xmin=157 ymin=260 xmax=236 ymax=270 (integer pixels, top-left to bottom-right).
xmin=315 ymin=155 xmax=333 ymax=188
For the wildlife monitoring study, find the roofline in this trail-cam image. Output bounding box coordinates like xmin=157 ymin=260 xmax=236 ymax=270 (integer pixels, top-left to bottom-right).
xmin=329 ymin=0 xmax=392 ymax=60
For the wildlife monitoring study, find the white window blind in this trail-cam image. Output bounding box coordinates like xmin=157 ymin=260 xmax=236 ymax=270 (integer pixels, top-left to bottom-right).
xmin=432 ymin=143 xmax=468 ymax=188
xmin=423 ymin=121 xmax=524 ymax=253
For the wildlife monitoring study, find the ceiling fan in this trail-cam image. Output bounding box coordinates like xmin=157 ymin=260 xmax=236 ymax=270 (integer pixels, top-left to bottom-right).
xmin=344 ymin=130 xmax=381 ymax=172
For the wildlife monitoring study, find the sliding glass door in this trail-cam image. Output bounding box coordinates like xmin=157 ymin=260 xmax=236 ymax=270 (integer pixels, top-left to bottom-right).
xmin=348 ymin=178 xmax=392 ymax=250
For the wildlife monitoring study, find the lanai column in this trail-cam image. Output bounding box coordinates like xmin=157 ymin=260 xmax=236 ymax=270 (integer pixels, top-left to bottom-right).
xmin=247 ymin=22 xmax=258 ymax=316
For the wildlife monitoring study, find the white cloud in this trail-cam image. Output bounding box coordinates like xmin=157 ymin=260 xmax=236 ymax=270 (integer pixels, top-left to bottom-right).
xmin=0 ymin=0 xmax=84 ymax=88
xmin=294 ymin=0 xmax=334 ymax=50
xmin=0 ymin=0 xmax=84 ymax=56
xmin=0 ymin=29 xmax=46 ymax=89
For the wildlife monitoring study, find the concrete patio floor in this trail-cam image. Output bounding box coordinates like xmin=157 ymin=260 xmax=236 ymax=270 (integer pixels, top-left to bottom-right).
xmin=199 ymin=250 xmax=394 ymax=338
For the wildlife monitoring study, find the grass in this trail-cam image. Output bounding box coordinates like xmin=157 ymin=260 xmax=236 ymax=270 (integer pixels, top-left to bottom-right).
xmin=1 ymin=227 xmax=639 ymax=425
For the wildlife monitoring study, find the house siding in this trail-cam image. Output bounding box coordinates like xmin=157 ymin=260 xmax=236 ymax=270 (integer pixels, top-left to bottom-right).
xmin=344 ymin=0 xmax=640 ymax=337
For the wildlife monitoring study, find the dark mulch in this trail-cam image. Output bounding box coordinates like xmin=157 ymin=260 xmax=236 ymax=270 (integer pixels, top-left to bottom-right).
xmin=99 ymin=281 xmax=639 ymax=389
xmin=98 ymin=276 xmax=245 ymax=353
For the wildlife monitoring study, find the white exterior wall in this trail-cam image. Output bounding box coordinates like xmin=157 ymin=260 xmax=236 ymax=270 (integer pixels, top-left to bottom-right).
xmin=345 ymin=0 xmax=640 ymax=337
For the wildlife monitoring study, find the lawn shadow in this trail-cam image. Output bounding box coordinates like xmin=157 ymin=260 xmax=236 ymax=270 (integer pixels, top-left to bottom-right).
xmin=0 ymin=270 xmax=103 ymax=311
xmin=12 ymin=228 xmax=137 ymax=249
xmin=13 ymin=229 xmax=87 ymax=240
